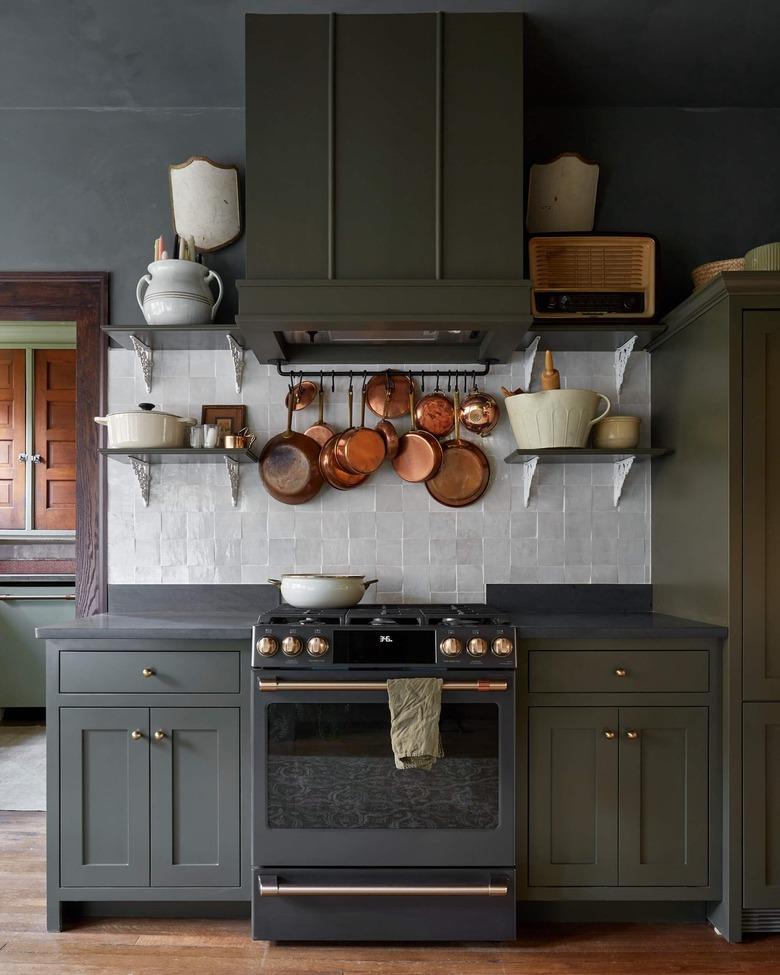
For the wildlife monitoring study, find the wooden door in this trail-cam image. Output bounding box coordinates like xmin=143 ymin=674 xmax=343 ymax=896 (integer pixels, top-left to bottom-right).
xmin=743 ymin=312 xmax=780 ymax=698
xmin=618 ymin=707 xmax=708 ymax=886
xmin=60 ymin=708 xmax=150 ymax=887
xmin=744 ymin=703 xmax=780 ymax=907
xmin=528 ymin=707 xmax=619 ymax=886
xmin=0 ymin=349 xmax=25 ymax=530
xmin=150 ymin=707 xmax=240 ymax=887
xmin=33 ymin=349 xmax=76 ymax=530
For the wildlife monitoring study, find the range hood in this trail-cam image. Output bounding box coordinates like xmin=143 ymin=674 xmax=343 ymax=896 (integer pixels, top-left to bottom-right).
xmin=238 ymin=12 xmax=531 ymax=365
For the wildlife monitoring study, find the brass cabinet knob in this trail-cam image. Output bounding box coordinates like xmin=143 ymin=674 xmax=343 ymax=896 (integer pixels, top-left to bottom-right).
xmin=142 ymin=667 xmax=155 ymax=678
xmin=603 ymin=730 xmax=616 ymax=740
xmin=626 ymin=730 xmax=639 ymax=740
xmin=153 ymin=730 xmax=166 ymax=742
xmin=130 ymin=729 xmax=143 ymax=740
xmin=614 ymin=668 xmax=627 ymax=677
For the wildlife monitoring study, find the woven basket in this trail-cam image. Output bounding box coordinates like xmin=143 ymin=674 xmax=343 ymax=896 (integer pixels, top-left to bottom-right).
xmin=691 ymin=258 xmax=745 ymax=291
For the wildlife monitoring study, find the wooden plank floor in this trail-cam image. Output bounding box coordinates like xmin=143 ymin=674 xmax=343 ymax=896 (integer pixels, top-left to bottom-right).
xmin=1 ymin=812 xmax=779 ymax=974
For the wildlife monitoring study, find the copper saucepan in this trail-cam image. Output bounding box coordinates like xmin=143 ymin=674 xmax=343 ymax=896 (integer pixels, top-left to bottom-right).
xmin=366 ymin=371 xmax=413 ymax=419
xmin=459 ymin=371 xmax=500 ymax=437
xmin=391 ymin=380 xmax=443 ymax=483
xmin=334 ymin=376 xmax=386 ymax=475
xmin=319 ymin=383 xmax=369 ymax=491
xmin=260 ymin=386 xmax=324 ymax=505
xmin=304 ymin=374 xmax=336 ymax=447
xmin=375 ymin=371 xmax=399 ymax=460
xmin=414 ymin=372 xmax=455 ymax=438
xmin=426 ymin=388 xmax=490 ymax=508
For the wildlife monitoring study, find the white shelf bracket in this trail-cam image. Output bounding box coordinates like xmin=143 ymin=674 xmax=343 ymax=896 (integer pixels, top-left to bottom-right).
xmin=227 ymin=334 xmax=245 ymax=394
xmin=130 ymin=335 xmax=154 ymax=394
xmin=225 ymin=457 xmax=241 ymax=507
xmin=522 ymin=455 xmax=539 ymax=508
xmin=522 ymin=335 xmax=541 ymax=391
xmin=130 ymin=457 xmax=151 ymax=507
xmin=614 ymin=335 xmax=638 ymax=396
xmin=613 ymin=456 xmax=634 ymax=507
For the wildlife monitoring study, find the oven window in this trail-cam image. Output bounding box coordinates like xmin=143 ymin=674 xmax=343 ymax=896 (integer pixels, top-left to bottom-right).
xmin=266 ymin=702 xmax=499 ymax=829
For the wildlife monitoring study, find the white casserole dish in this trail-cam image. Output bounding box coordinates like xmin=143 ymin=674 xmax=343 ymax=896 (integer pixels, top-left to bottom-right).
xmin=269 ymin=574 xmax=378 ymax=609
xmin=95 ymin=403 xmax=197 ymax=449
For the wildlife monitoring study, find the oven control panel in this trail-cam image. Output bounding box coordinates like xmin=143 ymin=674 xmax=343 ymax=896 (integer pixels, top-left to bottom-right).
xmin=435 ymin=625 xmax=516 ymax=667
xmin=252 ymin=624 xmax=336 ymax=668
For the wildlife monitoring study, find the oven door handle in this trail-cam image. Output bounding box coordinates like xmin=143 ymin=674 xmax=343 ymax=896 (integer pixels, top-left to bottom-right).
xmin=258 ymin=875 xmax=509 ymax=897
xmin=256 ymin=677 xmax=508 ymax=693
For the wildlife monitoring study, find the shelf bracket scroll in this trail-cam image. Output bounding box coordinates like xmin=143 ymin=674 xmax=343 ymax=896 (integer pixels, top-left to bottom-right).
xmin=225 ymin=457 xmax=240 ymax=507
xmin=130 ymin=335 xmax=154 ymax=394
xmin=227 ymin=335 xmax=245 ymax=393
xmin=130 ymin=457 xmax=151 ymax=507
xmin=613 ymin=456 xmax=634 ymax=507
xmin=522 ymin=335 xmax=541 ymax=391
xmin=614 ymin=335 xmax=638 ymax=396
xmin=522 ymin=455 xmax=539 ymax=508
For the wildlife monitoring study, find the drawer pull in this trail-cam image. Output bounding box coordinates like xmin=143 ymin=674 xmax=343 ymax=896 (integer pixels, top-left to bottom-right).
xmin=141 ymin=667 xmax=155 ymax=678
xmin=153 ymin=730 xmax=167 ymax=742
xmin=603 ymin=730 xmax=616 ymax=740
xmin=614 ymin=668 xmax=627 ymax=677
xmin=130 ymin=729 xmax=143 ymax=741
xmin=626 ymin=729 xmax=639 ymax=740
xmin=258 ymin=875 xmax=509 ymax=898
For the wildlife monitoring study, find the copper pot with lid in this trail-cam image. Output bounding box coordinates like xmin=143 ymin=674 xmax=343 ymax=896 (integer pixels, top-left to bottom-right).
xmin=459 ymin=371 xmax=500 ymax=437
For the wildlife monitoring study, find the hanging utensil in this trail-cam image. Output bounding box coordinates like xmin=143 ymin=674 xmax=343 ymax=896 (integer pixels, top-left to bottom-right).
xmin=391 ymin=377 xmax=443 ymax=483
xmin=304 ymin=372 xmax=336 ymax=446
xmin=414 ymin=371 xmax=455 ymax=438
xmin=426 ymin=388 xmax=490 ymax=508
xmin=375 ymin=370 xmax=399 ymax=460
xmin=365 ymin=371 xmax=413 ymax=419
xmin=334 ymin=374 xmax=386 ymax=475
xmin=500 ymin=385 xmax=524 ymax=398
xmin=459 ymin=370 xmax=500 ymax=437
xmin=260 ymin=385 xmax=324 ymax=505
xmin=319 ymin=381 xmax=370 ymax=491
xmin=285 ymin=372 xmax=318 ymax=411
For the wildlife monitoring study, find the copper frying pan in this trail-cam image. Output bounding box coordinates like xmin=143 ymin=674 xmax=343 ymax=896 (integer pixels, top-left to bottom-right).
xmin=426 ymin=388 xmax=490 ymax=507
xmin=319 ymin=384 xmax=369 ymax=491
xmin=285 ymin=375 xmax=318 ymax=411
xmin=391 ymin=382 xmax=443 ymax=483
xmin=366 ymin=371 xmax=413 ymax=419
xmin=374 ymin=371 xmax=399 ymax=460
xmin=335 ymin=376 xmax=386 ymax=475
xmin=304 ymin=375 xmax=336 ymax=447
xmin=260 ymin=388 xmax=324 ymax=505
xmin=414 ymin=372 xmax=455 ymax=438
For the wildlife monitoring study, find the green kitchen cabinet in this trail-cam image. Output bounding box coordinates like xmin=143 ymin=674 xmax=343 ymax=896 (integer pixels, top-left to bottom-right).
xmin=743 ymin=703 xmax=780 ymax=908
xmin=0 ymin=584 xmax=74 ymax=707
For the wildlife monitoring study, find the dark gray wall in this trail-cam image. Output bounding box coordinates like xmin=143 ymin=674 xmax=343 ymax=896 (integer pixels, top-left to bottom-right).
xmin=1 ymin=1 xmax=779 ymax=321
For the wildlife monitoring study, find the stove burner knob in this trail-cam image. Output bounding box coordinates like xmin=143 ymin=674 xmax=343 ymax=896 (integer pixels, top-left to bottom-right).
xmin=467 ymin=637 xmax=489 ymax=658
xmin=282 ymin=636 xmax=303 ymax=657
xmin=256 ymin=636 xmax=279 ymax=657
xmin=492 ymin=636 xmax=514 ymax=657
xmin=307 ymin=635 xmax=330 ymax=657
xmin=440 ymin=637 xmax=463 ymax=657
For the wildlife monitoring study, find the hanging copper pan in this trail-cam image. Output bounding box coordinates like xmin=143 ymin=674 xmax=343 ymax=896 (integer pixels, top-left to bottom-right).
xmin=285 ymin=376 xmax=318 ymax=411
xmin=375 ymin=372 xmax=399 ymax=460
xmin=319 ymin=384 xmax=369 ymax=491
xmin=391 ymin=382 xmax=443 ymax=483
xmin=334 ymin=377 xmax=386 ymax=475
xmin=260 ymin=388 xmax=324 ymax=505
xmin=304 ymin=375 xmax=336 ymax=447
xmin=365 ymin=371 xmax=413 ymax=419
xmin=426 ymin=388 xmax=490 ymax=508
xmin=459 ymin=371 xmax=500 ymax=437
xmin=414 ymin=372 xmax=455 ymax=438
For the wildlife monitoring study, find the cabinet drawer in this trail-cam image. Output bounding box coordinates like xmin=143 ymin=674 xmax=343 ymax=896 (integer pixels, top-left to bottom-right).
xmin=60 ymin=651 xmax=240 ymax=694
xmin=529 ymin=650 xmax=709 ymax=693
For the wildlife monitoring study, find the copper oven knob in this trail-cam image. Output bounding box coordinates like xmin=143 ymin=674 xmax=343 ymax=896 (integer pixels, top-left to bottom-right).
xmin=491 ymin=636 xmax=514 ymax=657
xmin=256 ymin=636 xmax=279 ymax=657
xmin=467 ymin=637 xmax=489 ymax=658
xmin=440 ymin=637 xmax=463 ymax=657
xmin=307 ymin=636 xmax=330 ymax=657
xmin=282 ymin=636 xmax=303 ymax=657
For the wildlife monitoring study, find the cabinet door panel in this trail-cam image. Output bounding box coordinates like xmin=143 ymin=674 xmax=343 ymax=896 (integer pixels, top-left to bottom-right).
xmin=618 ymin=707 xmax=708 ymax=886
xmin=60 ymin=708 xmax=149 ymax=887
xmin=744 ymin=703 xmax=780 ymax=907
xmin=529 ymin=707 xmax=619 ymax=886
xmin=34 ymin=349 xmax=76 ymax=530
xmin=744 ymin=312 xmax=780 ymax=698
xmin=150 ymin=708 xmax=240 ymax=887
xmin=0 ymin=349 xmax=25 ymax=530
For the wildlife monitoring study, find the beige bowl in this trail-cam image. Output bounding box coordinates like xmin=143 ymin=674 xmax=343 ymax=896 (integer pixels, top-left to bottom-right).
xmin=744 ymin=242 xmax=780 ymax=271
xmin=591 ymin=415 xmax=640 ymax=450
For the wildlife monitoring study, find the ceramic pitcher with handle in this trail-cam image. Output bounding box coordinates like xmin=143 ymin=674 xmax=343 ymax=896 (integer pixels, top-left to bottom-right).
xmin=136 ymin=259 xmax=223 ymax=326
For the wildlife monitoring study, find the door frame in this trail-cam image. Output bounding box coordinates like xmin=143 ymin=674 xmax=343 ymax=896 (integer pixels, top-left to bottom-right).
xmin=0 ymin=272 xmax=109 ymax=616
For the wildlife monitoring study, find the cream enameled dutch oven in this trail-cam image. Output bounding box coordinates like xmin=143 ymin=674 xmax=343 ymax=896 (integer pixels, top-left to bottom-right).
xmin=269 ymin=574 xmax=378 ymax=608
xmin=95 ymin=403 xmax=197 ymax=449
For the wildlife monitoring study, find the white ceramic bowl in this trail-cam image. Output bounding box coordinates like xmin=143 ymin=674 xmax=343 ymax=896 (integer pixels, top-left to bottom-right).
xmin=270 ymin=574 xmax=378 ymax=609
xmin=505 ymin=388 xmax=611 ymax=450
xmin=95 ymin=405 xmax=197 ymax=449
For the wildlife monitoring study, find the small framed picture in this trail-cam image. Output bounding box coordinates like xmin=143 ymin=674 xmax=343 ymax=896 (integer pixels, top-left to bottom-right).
xmin=201 ymin=404 xmax=247 ymax=445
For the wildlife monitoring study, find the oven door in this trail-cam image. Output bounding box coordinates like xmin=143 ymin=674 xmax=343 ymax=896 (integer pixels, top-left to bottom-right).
xmin=252 ymin=670 xmax=515 ymax=867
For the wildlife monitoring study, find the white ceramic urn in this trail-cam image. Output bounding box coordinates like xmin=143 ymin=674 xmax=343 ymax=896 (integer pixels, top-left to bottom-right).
xmin=136 ymin=259 xmax=224 ymax=326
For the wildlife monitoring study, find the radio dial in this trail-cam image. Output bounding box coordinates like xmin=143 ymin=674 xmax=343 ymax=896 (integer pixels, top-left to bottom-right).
xmin=440 ymin=637 xmax=463 ymax=657
xmin=282 ymin=636 xmax=303 ymax=657
xmin=256 ymin=636 xmax=279 ymax=657
xmin=492 ymin=636 xmax=514 ymax=657
xmin=467 ymin=637 xmax=489 ymax=658
xmin=307 ymin=636 xmax=330 ymax=657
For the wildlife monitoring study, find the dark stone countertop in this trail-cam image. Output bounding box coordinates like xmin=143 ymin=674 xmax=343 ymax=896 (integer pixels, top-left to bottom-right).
xmin=510 ymin=612 xmax=727 ymax=640
xmin=36 ymin=612 xmax=257 ymax=640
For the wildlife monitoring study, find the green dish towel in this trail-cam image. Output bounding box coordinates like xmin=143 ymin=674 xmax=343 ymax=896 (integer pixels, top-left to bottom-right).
xmin=386 ymin=677 xmax=444 ymax=770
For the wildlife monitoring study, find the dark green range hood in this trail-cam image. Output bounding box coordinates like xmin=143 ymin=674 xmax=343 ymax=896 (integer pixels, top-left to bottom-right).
xmin=239 ymin=12 xmax=530 ymax=366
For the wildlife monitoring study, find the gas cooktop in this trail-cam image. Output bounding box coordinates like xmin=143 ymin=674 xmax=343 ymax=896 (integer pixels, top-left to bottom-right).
xmin=260 ymin=603 xmax=513 ymax=627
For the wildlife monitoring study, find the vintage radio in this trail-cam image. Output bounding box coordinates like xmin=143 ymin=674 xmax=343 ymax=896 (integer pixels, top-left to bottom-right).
xmin=529 ymin=234 xmax=656 ymax=319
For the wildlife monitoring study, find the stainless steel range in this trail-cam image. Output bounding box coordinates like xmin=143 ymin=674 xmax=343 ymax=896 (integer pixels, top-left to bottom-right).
xmin=251 ymin=603 xmax=516 ymax=942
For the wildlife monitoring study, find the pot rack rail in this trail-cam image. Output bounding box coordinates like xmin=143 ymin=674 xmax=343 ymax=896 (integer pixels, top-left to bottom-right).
xmin=271 ymin=359 xmax=497 ymax=393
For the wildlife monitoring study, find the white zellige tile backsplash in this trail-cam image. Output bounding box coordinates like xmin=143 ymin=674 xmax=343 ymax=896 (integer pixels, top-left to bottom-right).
xmin=106 ymin=348 xmax=651 ymax=600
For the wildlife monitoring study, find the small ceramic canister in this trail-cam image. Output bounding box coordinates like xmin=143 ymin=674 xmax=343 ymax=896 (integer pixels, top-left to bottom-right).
xmin=591 ymin=415 xmax=640 ymax=450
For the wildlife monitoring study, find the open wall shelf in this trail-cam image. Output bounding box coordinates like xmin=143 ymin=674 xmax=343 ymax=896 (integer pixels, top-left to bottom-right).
xmin=517 ymin=322 xmax=667 ymax=352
